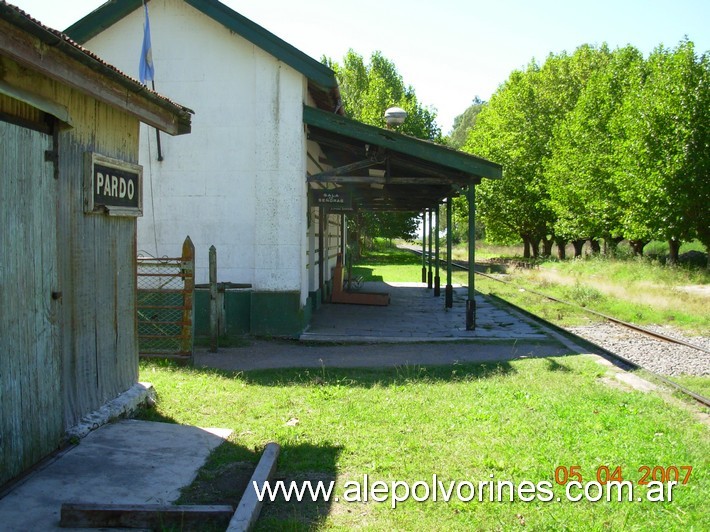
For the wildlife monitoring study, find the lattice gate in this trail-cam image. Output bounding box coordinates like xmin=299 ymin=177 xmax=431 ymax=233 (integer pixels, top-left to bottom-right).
xmin=136 ymin=236 xmax=195 ymax=360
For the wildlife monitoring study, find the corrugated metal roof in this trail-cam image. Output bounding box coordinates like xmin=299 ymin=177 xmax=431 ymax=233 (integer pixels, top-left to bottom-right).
xmin=1 ymin=1 xmax=194 ymax=123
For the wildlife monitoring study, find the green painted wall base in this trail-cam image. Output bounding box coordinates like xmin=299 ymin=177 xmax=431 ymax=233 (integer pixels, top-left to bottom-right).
xmin=195 ymin=289 xmax=309 ymax=338
xmin=309 ymin=290 xmax=321 ymax=311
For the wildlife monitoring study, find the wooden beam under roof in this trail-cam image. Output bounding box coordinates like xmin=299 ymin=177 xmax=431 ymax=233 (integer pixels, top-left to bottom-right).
xmin=308 ymin=175 xmax=469 ymax=185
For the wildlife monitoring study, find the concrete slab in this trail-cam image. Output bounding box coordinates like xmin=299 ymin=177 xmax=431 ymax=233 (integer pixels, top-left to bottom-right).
xmin=301 ymin=283 xmax=547 ymax=342
xmin=0 ymin=420 xmax=232 ymax=531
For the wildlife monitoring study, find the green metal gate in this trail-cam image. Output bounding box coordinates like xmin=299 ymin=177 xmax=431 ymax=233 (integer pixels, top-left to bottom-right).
xmin=137 ymin=236 xmax=195 ymax=361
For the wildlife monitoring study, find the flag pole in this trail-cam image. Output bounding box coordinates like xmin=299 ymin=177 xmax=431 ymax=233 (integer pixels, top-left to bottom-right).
xmin=140 ymin=1 xmax=162 ymax=161
xmin=150 ymin=80 xmax=164 ymax=161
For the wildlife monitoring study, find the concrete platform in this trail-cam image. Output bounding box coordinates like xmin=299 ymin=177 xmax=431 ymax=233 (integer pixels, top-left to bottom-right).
xmin=301 ymin=282 xmax=547 ymax=342
xmin=195 ymin=338 xmax=571 ymax=371
xmin=0 ymin=420 xmax=231 ymax=531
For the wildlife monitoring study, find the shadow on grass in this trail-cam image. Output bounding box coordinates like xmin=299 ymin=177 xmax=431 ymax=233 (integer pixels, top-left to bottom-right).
xmin=141 ymin=358 xmax=519 ymax=390
xmin=349 ymin=266 xmax=383 ymax=283
xmin=356 ymin=248 xmax=422 ymax=266
xmin=133 ymin=407 xmax=343 ymax=531
xmin=545 ymin=357 xmax=572 ymax=372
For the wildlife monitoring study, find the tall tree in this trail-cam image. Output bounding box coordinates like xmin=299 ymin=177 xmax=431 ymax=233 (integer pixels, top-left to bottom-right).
xmin=615 ymin=40 xmax=710 ymax=264
xmin=545 ymin=46 xmax=641 ymax=253
xmin=324 ymin=50 xmax=442 ymax=250
xmin=448 ymin=96 xmax=485 ymax=150
xmin=326 ymin=50 xmax=441 ymax=141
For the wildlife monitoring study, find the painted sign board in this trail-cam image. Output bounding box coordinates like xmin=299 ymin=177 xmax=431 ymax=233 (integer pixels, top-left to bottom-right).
xmin=84 ymin=152 xmax=142 ymax=216
xmin=311 ymin=189 xmax=353 ymax=211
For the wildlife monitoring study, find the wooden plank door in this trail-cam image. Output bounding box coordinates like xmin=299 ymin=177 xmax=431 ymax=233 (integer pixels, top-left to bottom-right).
xmin=0 ymin=119 xmax=63 ymax=486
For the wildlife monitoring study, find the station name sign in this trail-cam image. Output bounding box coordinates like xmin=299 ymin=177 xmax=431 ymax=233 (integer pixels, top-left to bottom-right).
xmin=84 ymin=153 xmax=143 ymax=216
xmin=311 ymin=189 xmax=353 ymax=211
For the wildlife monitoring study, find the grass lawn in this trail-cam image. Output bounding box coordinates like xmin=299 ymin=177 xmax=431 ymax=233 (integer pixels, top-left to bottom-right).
xmin=351 ymin=245 xmax=709 ymax=413
xmin=138 ymin=357 xmax=709 ymax=530
xmin=445 ymin=241 xmax=710 ymax=334
xmin=351 ymin=245 xmax=710 ymax=332
xmin=134 ymin=245 xmax=708 ymax=529
xmin=509 ymin=258 xmax=710 ymax=335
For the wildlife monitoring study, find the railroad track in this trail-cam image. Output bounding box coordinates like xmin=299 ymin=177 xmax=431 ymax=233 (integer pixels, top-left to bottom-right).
xmin=406 ymin=247 xmax=710 ymax=407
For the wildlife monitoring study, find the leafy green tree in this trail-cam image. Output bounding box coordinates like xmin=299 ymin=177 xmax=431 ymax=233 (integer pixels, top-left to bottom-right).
xmin=325 ymin=50 xmax=441 ymax=141
xmin=464 ymin=44 xmax=610 ymax=258
xmin=448 ymin=97 xmax=485 ymax=150
xmin=693 ymin=52 xmax=710 ymax=264
xmin=464 ymin=64 xmax=547 ymax=257
xmin=324 ymin=50 xmax=442 ymax=252
xmin=545 ymin=46 xmax=641 ymax=253
xmin=615 ymin=40 xmax=710 ymax=264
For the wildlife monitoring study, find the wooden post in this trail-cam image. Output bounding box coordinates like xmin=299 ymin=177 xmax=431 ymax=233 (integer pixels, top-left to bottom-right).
xmin=434 ymin=203 xmax=441 ymax=297
xmin=421 ymin=211 xmax=427 ymax=283
xmin=181 ymin=236 xmax=195 ymax=355
xmin=446 ymin=196 xmax=453 ymax=308
xmin=227 ymin=442 xmax=281 ymax=531
xmin=209 ymin=245 xmax=218 ymax=353
xmin=466 ymin=186 xmax=476 ymax=330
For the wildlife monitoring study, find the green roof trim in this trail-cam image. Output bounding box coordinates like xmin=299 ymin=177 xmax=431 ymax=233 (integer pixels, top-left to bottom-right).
xmin=64 ymin=0 xmax=338 ymax=90
xmin=303 ymin=106 xmax=502 ymax=180
xmin=64 ymin=0 xmax=142 ymax=43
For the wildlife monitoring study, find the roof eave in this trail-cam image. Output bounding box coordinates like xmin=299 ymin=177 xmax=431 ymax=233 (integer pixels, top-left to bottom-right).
xmin=65 ymin=0 xmax=340 ymax=112
xmin=2 ymin=3 xmax=192 ymax=135
xmin=303 ymin=105 xmax=502 ymax=180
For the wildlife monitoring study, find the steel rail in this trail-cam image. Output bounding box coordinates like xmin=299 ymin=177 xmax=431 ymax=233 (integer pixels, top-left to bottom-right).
xmin=484 ymin=292 xmax=710 ymax=408
xmin=409 ymin=247 xmax=710 ymax=355
xmin=405 ymin=247 xmax=710 ymax=407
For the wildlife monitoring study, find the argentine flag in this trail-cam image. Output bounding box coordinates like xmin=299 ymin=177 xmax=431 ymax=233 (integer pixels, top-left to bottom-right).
xmin=139 ymin=2 xmax=154 ymax=85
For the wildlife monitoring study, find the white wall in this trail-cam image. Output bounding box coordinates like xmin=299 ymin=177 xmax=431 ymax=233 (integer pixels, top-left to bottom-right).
xmin=85 ymin=0 xmax=308 ymax=299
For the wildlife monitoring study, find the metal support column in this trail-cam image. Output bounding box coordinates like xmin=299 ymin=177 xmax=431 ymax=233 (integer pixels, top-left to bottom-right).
xmin=421 ymin=211 xmax=427 ymax=283
xmin=466 ymin=185 xmax=476 ymax=330
xmin=445 ymin=197 xmax=453 ymax=308
xmin=434 ymin=203 xmax=441 ymax=296
xmin=319 ymin=207 xmax=325 ymax=303
xmin=427 ymin=208 xmax=433 ymax=289
xmin=341 ymin=214 xmax=347 ymax=259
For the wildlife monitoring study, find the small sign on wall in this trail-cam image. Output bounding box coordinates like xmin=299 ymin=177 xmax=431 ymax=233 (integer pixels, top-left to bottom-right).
xmin=84 ymin=152 xmax=143 ymax=216
xmin=311 ymin=189 xmax=353 ymax=211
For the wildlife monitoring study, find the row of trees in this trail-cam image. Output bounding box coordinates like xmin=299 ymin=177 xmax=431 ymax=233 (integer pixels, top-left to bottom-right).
xmin=460 ymin=40 xmax=710 ymax=263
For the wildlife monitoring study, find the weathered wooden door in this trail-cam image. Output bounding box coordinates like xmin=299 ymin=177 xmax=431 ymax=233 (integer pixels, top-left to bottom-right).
xmin=0 ymin=119 xmax=63 ymax=486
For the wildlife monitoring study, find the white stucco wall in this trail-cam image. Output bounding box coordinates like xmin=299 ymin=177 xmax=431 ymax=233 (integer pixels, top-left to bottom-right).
xmin=84 ymin=0 xmax=309 ymax=300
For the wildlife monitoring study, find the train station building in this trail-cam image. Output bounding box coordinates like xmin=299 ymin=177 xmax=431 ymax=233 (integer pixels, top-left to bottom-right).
xmin=66 ymin=0 xmax=502 ymax=337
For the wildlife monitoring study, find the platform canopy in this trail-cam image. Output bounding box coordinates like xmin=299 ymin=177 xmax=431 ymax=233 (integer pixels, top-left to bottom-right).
xmin=304 ymin=105 xmax=502 ymax=212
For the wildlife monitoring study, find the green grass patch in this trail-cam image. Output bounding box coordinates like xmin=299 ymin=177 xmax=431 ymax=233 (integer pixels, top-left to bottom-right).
xmin=138 ymin=358 xmax=709 ymax=530
xmin=352 ymin=247 xmax=429 ymax=283
xmin=474 ymin=275 xmax=603 ymax=328
xmin=671 ymin=376 xmax=710 ymax=399
xmin=513 ymin=257 xmax=710 ymax=335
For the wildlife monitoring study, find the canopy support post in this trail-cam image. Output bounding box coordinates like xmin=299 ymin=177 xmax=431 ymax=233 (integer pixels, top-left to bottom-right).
xmin=445 ymin=197 xmax=453 ymax=308
xmin=466 ymin=185 xmax=476 ymax=330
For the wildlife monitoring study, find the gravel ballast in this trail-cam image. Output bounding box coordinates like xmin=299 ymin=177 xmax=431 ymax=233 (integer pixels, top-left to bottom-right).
xmin=567 ymin=323 xmax=710 ymax=376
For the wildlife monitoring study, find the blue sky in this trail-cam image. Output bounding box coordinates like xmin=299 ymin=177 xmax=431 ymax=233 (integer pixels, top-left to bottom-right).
xmin=10 ymin=0 xmax=710 ymax=133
